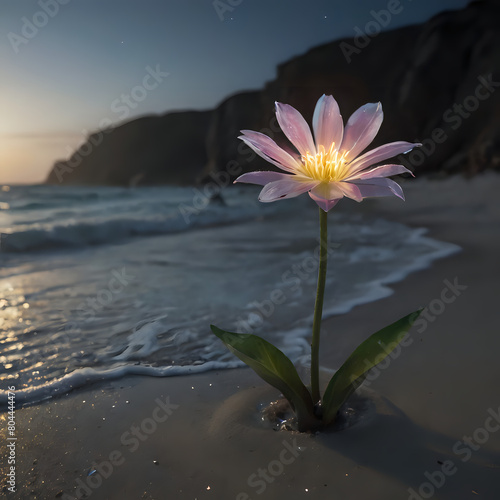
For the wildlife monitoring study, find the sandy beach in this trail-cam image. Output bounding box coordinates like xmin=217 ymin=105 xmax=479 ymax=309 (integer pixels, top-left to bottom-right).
xmin=2 ymin=173 xmax=500 ymax=500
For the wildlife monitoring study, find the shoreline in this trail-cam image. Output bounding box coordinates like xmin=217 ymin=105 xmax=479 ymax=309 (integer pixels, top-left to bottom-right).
xmin=2 ymin=173 xmax=500 ymax=499
xmin=0 ymin=182 xmax=460 ymax=411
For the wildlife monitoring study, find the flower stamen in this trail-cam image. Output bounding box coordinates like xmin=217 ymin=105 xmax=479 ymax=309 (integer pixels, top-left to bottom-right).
xmin=300 ymin=144 xmax=350 ymax=182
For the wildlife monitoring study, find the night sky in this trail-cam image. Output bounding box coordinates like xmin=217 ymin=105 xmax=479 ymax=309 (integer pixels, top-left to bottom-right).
xmin=0 ymin=0 xmax=470 ymax=183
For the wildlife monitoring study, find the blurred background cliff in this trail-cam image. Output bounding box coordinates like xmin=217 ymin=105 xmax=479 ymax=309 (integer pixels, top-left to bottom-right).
xmin=42 ymin=0 xmax=500 ymax=186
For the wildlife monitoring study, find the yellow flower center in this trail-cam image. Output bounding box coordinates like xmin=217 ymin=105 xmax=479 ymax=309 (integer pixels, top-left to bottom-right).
xmin=300 ymin=144 xmax=350 ymax=182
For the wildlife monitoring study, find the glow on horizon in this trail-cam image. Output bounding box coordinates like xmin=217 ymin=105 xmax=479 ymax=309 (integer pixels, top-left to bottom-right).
xmin=0 ymin=134 xmax=83 ymax=185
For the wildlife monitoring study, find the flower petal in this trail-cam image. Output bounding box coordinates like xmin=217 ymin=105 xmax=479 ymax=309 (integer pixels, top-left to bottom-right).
xmin=346 ymin=141 xmax=421 ymax=177
xmin=275 ymin=102 xmax=316 ymax=157
xmin=309 ymin=192 xmax=340 ymax=212
xmin=350 ymin=178 xmax=405 ymax=200
xmin=234 ymin=171 xmax=291 ymax=186
xmin=312 ymin=94 xmax=343 ymax=151
xmin=337 ymin=182 xmax=363 ymax=202
xmin=340 ymin=102 xmax=383 ymax=160
xmin=239 ymin=131 xmax=301 ymax=173
xmin=310 ymin=182 xmax=345 ymax=202
xmin=259 ymin=178 xmax=319 ymax=203
xmin=348 ymin=164 xmax=413 ymax=181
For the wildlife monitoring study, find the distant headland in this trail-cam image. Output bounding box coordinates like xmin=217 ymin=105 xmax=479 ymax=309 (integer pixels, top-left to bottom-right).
xmin=46 ymin=1 xmax=500 ymax=186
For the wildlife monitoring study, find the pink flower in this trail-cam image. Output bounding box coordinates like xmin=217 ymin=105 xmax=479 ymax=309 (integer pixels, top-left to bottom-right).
xmin=235 ymin=94 xmax=421 ymax=211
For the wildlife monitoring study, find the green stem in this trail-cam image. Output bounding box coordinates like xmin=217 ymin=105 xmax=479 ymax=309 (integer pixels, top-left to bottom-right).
xmin=311 ymin=207 xmax=328 ymax=404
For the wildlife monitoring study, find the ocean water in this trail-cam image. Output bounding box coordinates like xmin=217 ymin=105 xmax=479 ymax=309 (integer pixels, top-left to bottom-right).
xmin=0 ymin=184 xmax=460 ymax=408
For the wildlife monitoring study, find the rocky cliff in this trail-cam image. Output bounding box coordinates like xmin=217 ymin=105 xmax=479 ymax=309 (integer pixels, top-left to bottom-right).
xmin=46 ymin=111 xmax=212 ymax=185
xmin=46 ymin=0 xmax=500 ymax=186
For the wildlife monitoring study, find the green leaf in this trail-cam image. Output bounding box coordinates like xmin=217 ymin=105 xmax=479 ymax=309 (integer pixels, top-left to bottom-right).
xmin=322 ymin=309 xmax=423 ymax=425
xmin=210 ymin=325 xmax=318 ymax=430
